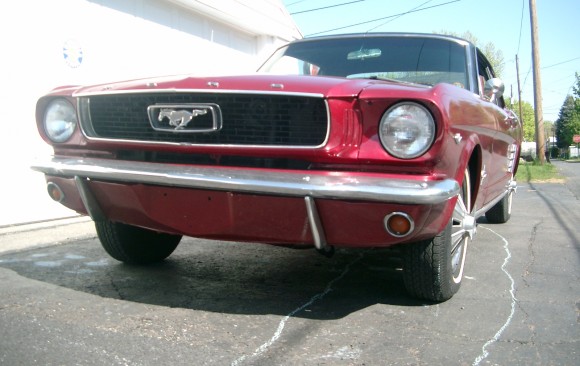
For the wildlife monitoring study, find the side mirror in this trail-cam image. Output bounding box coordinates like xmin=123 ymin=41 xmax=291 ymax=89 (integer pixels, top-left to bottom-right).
xmin=484 ymin=78 xmax=505 ymax=103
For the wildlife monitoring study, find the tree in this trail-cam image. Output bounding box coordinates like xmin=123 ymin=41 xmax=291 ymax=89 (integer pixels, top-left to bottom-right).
xmin=506 ymin=97 xmax=536 ymax=141
xmin=573 ymin=72 xmax=580 ymax=103
xmin=479 ymin=40 xmax=505 ymax=78
xmin=436 ymin=30 xmax=504 ymax=77
xmin=555 ymin=95 xmax=580 ymax=148
xmin=544 ymin=120 xmax=554 ymax=137
xmin=554 ymin=72 xmax=580 ymax=148
xmin=573 ymin=72 xmax=580 ymax=121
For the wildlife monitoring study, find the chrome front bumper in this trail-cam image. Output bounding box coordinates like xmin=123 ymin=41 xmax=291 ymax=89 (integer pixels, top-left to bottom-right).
xmin=32 ymin=157 xmax=460 ymax=205
xmin=33 ymin=157 xmax=460 ymax=251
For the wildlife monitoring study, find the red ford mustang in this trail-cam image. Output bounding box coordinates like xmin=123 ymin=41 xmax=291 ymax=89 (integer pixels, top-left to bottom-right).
xmin=33 ymin=33 xmax=522 ymax=301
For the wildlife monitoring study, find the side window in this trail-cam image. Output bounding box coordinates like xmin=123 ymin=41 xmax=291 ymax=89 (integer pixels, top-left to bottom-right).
xmin=477 ymin=50 xmax=504 ymax=108
xmin=477 ymin=49 xmax=492 ymax=90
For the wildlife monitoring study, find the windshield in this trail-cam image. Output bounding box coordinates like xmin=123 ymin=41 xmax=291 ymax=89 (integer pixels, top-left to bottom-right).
xmin=259 ymin=35 xmax=468 ymax=88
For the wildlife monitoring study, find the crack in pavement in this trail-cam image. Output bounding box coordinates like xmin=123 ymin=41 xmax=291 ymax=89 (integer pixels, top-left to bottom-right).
xmin=230 ymin=253 xmax=363 ymax=366
xmin=472 ymin=226 xmax=518 ymax=366
xmin=517 ymin=221 xmax=543 ymax=349
xmin=522 ymin=221 xmax=541 ymax=284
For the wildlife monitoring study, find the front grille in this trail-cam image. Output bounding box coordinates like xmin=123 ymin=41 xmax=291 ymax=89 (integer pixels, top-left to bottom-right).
xmin=80 ymin=93 xmax=328 ymax=147
xmin=117 ymin=150 xmax=312 ymax=170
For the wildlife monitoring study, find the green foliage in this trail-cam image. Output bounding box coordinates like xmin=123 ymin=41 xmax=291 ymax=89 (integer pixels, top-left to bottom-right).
xmin=544 ymin=120 xmax=554 ymax=138
xmin=574 ymin=72 xmax=580 ymax=100
xmin=479 ymin=41 xmax=504 ymax=78
xmin=555 ymin=89 xmax=580 ymax=148
xmin=436 ymin=30 xmax=504 ymax=77
xmin=505 ymin=97 xmax=536 ymax=141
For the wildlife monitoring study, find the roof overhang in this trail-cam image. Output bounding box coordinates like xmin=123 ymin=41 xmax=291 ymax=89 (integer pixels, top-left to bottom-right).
xmin=166 ymin=0 xmax=302 ymax=41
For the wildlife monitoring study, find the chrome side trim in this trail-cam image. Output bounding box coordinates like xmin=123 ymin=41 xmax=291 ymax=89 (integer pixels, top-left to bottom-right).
xmin=32 ymin=157 xmax=460 ymax=205
xmin=74 ymin=176 xmax=106 ymax=221
xmin=304 ymin=196 xmax=328 ymax=251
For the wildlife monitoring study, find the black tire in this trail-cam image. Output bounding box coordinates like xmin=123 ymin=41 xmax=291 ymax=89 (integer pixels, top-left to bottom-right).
xmin=95 ymin=221 xmax=182 ymax=264
xmin=485 ymin=190 xmax=513 ymax=224
xmin=403 ymin=167 xmax=474 ymax=302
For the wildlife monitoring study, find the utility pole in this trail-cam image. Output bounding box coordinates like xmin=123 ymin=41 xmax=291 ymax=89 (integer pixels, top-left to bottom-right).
xmin=530 ymin=0 xmax=545 ymax=163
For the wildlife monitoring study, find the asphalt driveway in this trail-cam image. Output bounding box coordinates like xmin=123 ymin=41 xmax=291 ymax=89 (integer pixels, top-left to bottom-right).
xmin=0 ymin=161 xmax=578 ymax=365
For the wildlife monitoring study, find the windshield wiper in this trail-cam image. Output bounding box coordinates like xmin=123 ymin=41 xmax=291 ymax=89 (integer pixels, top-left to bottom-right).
xmin=367 ymin=75 xmax=399 ymax=82
xmin=365 ymin=75 xmax=432 ymax=86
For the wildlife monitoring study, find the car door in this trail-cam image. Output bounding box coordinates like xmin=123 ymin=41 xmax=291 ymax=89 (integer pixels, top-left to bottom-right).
xmin=476 ymin=50 xmax=521 ymax=205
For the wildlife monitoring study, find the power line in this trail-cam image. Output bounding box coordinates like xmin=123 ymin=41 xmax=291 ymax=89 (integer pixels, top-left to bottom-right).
xmin=550 ymin=73 xmax=579 ymax=84
xmin=306 ymin=0 xmax=461 ymax=36
xmin=522 ymin=64 xmax=533 ymax=90
xmin=520 ymin=55 xmax=579 ymax=91
xmin=542 ymin=56 xmax=580 ymax=70
xmin=517 ymin=0 xmax=526 ymax=55
xmin=520 ymin=57 xmax=580 ymax=94
xmin=290 ymin=0 xmax=365 ymax=15
xmin=367 ymin=0 xmax=434 ymax=32
xmin=286 ymin=0 xmax=308 ymax=6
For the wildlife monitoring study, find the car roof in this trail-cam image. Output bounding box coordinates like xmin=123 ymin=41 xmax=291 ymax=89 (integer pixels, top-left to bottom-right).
xmin=294 ymin=32 xmax=473 ymax=47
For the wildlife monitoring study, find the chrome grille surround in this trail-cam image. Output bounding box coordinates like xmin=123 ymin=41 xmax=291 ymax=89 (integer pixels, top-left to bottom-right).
xmin=78 ymin=90 xmax=330 ymax=148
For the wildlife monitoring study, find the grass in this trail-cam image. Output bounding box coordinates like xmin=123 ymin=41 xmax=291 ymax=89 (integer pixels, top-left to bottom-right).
xmin=515 ymin=160 xmax=565 ymax=183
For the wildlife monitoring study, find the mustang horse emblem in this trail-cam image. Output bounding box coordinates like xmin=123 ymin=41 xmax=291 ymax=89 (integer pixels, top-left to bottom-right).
xmin=158 ymin=108 xmax=207 ymax=130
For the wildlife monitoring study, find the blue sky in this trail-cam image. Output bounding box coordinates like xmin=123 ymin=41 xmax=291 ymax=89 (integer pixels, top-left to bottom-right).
xmin=282 ymin=0 xmax=580 ymax=122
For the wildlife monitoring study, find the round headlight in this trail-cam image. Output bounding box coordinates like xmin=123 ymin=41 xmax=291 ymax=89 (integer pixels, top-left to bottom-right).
xmin=379 ymin=102 xmax=435 ymax=159
xmin=43 ymin=99 xmax=77 ymax=143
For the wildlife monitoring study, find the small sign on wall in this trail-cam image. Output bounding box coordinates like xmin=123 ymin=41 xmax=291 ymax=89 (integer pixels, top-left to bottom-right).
xmin=63 ymin=39 xmax=83 ymax=68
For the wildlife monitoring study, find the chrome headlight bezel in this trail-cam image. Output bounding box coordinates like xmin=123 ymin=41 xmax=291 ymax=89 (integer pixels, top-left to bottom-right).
xmin=379 ymin=102 xmax=436 ymax=159
xmin=43 ymin=98 xmax=78 ymax=143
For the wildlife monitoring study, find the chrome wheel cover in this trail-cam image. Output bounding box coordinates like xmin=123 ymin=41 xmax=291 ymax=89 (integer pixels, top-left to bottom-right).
xmin=451 ymin=169 xmax=475 ymax=283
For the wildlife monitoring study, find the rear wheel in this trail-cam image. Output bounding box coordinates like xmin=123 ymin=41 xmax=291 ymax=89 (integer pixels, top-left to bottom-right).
xmin=95 ymin=221 xmax=182 ymax=264
xmin=403 ymin=167 xmax=475 ymax=302
xmin=485 ymin=189 xmax=513 ymax=224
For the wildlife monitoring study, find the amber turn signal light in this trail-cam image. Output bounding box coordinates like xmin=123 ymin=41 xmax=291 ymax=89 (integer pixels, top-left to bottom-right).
xmin=47 ymin=182 xmax=65 ymax=203
xmin=384 ymin=212 xmax=414 ymax=238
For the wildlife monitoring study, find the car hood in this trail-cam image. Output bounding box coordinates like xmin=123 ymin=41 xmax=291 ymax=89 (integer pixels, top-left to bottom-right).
xmin=71 ymin=74 xmax=430 ymax=99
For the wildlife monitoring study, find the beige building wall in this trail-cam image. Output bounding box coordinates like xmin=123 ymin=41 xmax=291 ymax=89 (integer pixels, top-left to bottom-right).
xmin=0 ymin=0 xmax=300 ymax=226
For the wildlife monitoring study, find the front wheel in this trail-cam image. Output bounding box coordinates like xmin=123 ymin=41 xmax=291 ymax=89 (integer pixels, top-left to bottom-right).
xmin=402 ymin=167 xmax=475 ymax=302
xmin=95 ymin=221 xmax=182 ymax=264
